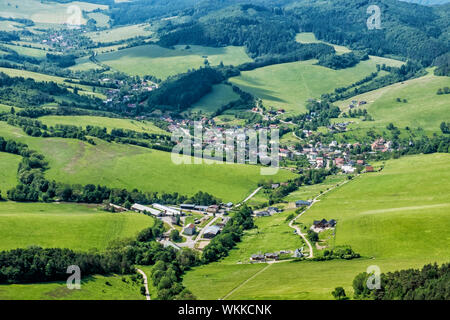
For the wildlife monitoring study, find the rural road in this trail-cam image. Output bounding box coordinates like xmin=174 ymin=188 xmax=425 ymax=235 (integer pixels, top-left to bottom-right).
xmin=220 ymin=264 xmax=272 ymax=300
xmin=136 ymin=269 xmax=151 ymax=301
xmin=235 ymin=187 xmax=262 ymax=208
xmin=288 ymin=174 xmax=358 ymax=259
xmin=194 ymin=216 xmax=220 ymax=243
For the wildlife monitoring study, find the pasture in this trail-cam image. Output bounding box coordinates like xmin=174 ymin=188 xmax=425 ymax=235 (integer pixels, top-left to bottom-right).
xmin=296 ymin=32 xmax=351 ymax=55
xmin=86 ymin=24 xmax=153 ymax=44
xmin=229 ymin=56 xmax=403 ymax=114
xmin=189 ymin=84 xmax=240 ymax=114
xmin=96 ymin=44 xmax=252 ymax=79
xmin=0 ymin=122 xmax=295 ymax=203
xmin=338 ymin=73 xmax=450 ymax=135
xmin=0 ymin=201 xmax=155 ymax=251
xmin=183 ymin=153 xmax=450 ymax=299
xmin=0 ymin=152 xmax=21 ymax=194
xmin=0 ymin=274 xmax=144 ymax=300
xmin=39 ymin=115 xmax=168 ymax=135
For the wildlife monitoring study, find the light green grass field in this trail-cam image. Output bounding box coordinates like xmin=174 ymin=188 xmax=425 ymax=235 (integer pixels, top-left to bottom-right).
xmin=0 ymin=0 xmax=107 ymax=24
xmin=96 ymin=44 xmax=252 ymax=79
xmin=189 ymin=84 xmax=240 ymax=114
xmin=0 ymin=122 xmax=295 ymax=203
xmin=3 ymin=44 xmax=47 ymax=59
xmin=86 ymin=24 xmax=153 ymax=43
xmin=0 ymin=152 xmax=20 ymax=194
xmin=69 ymin=55 xmax=103 ymax=72
xmin=184 ymin=153 xmax=450 ymax=299
xmin=0 ymin=274 xmax=144 ymax=300
xmin=338 ymin=73 xmax=450 ymax=135
xmin=0 ymin=201 xmax=155 ymax=251
xmin=0 ymin=20 xmax=24 ymax=31
xmin=87 ymin=12 xmax=110 ymax=28
xmin=229 ymin=56 xmax=402 ymax=114
xmin=284 ymin=174 xmax=348 ymax=202
xmin=296 ymin=32 xmax=352 ymax=55
xmin=0 ymin=67 xmax=104 ymax=98
xmin=39 ymin=115 xmax=168 ymax=135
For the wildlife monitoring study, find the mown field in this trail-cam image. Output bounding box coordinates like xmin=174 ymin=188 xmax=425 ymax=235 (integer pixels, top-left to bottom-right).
xmin=183 ymin=153 xmax=450 ymax=299
xmin=337 ymin=73 xmax=450 ymax=135
xmin=0 ymin=0 xmax=107 ymax=24
xmin=0 ymin=152 xmax=21 ymax=194
xmin=0 ymin=122 xmax=295 ymax=203
xmin=0 ymin=202 xmax=155 ymax=251
xmin=229 ymin=56 xmax=403 ymax=114
xmin=86 ymin=24 xmax=154 ymax=44
xmin=96 ymin=44 xmax=252 ymax=79
xmin=189 ymin=84 xmax=240 ymax=114
xmin=0 ymin=274 xmax=144 ymax=300
xmin=0 ymin=67 xmax=104 ymax=99
xmin=39 ymin=115 xmax=168 ymax=135
xmin=296 ymin=32 xmax=352 ymax=55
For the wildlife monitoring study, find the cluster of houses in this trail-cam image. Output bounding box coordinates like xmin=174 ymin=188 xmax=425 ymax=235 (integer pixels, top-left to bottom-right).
xmin=180 ymin=202 xmax=232 ymax=214
xmin=102 ymin=79 xmax=158 ymax=107
xmin=310 ymin=219 xmax=337 ymax=233
xmin=183 ymin=217 xmax=230 ymax=239
xmin=254 ymin=207 xmax=283 ymax=217
xmin=371 ymin=138 xmax=392 ymax=153
xmin=348 ymin=100 xmax=367 ymax=109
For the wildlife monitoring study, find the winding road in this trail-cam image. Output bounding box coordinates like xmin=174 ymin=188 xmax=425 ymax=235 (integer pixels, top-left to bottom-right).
xmin=136 ymin=269 xmax=151 ymax=301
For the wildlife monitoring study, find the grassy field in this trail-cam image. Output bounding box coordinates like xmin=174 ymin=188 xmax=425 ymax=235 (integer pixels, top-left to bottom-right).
xmin=0 ymin=152 xmax=21 ymax=195
xmin=284 ymin=174 xmax=348 ymax=202
xmin=0 ymin=201 xmax=155 ymax=251
xmin=189 ymin=84 xmax=240 ymax=114
xmin=229 ymin=56 xmax=402 ymax=114
xmin=39 ymin=115 xmax=168 ymax=135
xmin=0 ymin=122 xmax=295 ymax=203
xmin=86 ymin=24 xmax=153 ymax=43
xmin=337 ymin=73 xmax=450 ymax=135
xmin=3 ymin=44 xmax=48 ymax=59
xmin=183 ymin=153 xmax=450 ymax=299
xmin=0 ymin=274 xmax=144 ymax=300
xmin=96 ymin=44 xmax=252 ymax=79
xmin=0 ymin=67 xmax=104 ymax=99
xmin=69 ymin=55 xmax=103 ymax=72
xmin=0 ymin=0 xmax=107 ymax=24
xmin=296 ymin=32 xmax=352 ymax=55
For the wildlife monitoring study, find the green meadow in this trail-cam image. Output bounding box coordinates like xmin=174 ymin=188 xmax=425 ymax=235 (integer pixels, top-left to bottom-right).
xmin=296 ymin=32 xmax=352 ymax=55
xmin=86 ymin=24 xmax=154 ymax=44
xmin=0 ymin=122 xmax=295 ymax=203
xmin=189 ymin=84 xmax=240 ymax=114
xmin=0 ymin=152 xmax=21 ymax=194
xmin=338 ymin=73 xmax=450 ymax=135
xmin=0 ymin=67 xmax=104 ymax=99
xmin=0 ymin=202 xmax=155 ymax=251
xmin=0 ymin=274 xmax=144 ymax=300
xmin=3 ymin=44 xmax=48 ymax=59
xmin=96 ymin=44 xmax=252 ymax=79
xmin=39 ymin=115 xmax=168 ymax=135
xmin=69 ymin=55 xmax=103 ymax=72
xmin=229 ymin=56 xmax=402 ymax=114
xmin=283 ymin=174 xmax=348 ymax=202
xmin=183 ymin=153 xmax=450 ymax=299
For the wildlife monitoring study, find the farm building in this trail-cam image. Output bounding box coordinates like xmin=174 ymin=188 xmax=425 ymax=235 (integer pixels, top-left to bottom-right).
xmin=255 ymin=211 xmax=270 ymax=217
xmin=295 ymin=200 xmax=311 ymax=207
xmin=131 ymin=203 xmax=162 ymax=217
xmin=312 ymin=219 xmax=337 ymax=231
xmin=194 ymin=205 xmax=209 ymax=212
xmin=183 ymin=224 xmax=196 ymax=236
xmin=153 ymin=203 xmax=180 ymax=216
xmin=207 ymin=205 xmax=219 ymax=213
xmin=203 ymin=225 xmax=221 ymax=238
xmin=264 ymin=253 xmax=279 ymax=260
xmin=180 ymin=204 xmax=196 ymax=210
xmin=250 ymin=254 xmax=265 ymax=261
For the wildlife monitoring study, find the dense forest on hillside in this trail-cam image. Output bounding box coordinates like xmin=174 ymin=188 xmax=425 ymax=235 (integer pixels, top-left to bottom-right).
xmin=100 ymin=0 xmax=449 ymax=67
